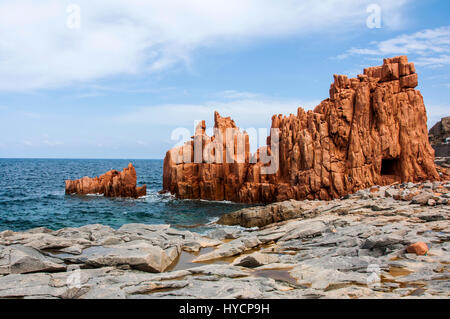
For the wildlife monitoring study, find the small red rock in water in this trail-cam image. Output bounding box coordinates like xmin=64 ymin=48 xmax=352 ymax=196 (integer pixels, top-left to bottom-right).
xmin=406 ymin=242 xmax=429 ymax=256
xmin=65 ymin=163 xmax=147 ymax=198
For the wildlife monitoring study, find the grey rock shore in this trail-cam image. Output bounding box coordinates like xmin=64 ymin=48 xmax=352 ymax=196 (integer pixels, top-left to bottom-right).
xmin=0 ymin=181 xmax=448 ymax=299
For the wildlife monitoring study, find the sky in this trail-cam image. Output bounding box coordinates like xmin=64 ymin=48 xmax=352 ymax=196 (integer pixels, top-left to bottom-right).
xmin=0 ymin=0 xmax=449 ymax=159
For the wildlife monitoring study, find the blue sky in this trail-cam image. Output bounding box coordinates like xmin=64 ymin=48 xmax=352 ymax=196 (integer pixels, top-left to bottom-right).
xmin=0 ymin=0 xmax=449 ymax=159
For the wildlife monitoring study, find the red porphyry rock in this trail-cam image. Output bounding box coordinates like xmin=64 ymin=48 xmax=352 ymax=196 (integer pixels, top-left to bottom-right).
xmin=406 ymin=242 xmax=429 ymax=256
xmin=65 ymin=163 xmax=147 ymax=198
xmin=162 ymin=56 xmax=440 ymax=203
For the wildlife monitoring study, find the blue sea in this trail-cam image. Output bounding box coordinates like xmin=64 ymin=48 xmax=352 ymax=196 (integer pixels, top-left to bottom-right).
xmin=0 ymin=159 xmax=251 ymax=233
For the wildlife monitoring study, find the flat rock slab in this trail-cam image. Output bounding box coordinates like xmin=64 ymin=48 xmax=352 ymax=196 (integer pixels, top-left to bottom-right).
xmin=0 ymin=245 xmax=66 ymax=275
xmin=192 ymin=237 xmax=261 ymax=263
xmin=64 ymin=241 xmax=179 ymax=273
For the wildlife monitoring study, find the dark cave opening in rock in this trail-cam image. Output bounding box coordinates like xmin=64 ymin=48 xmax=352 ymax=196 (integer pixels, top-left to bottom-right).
xmin=381 ymin=158 xmax=400 ymax=176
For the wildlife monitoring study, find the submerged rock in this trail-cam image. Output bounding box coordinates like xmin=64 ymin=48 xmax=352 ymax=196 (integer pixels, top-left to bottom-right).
xmin=65 ymin=163 xmax=146 ymax=198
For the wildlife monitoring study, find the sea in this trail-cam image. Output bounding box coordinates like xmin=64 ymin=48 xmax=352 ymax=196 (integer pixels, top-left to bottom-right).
xmin=0 ymin=159 xmax=252 ymax=233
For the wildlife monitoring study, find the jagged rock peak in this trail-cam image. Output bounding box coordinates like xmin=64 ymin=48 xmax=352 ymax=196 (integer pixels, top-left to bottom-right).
xmin=162 ymin=56 xmax=439 ymax=203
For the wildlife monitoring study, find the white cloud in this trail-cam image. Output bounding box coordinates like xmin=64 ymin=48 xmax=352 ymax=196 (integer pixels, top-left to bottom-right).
xmin=415 ymin=55 xmax=450 ymax=68
xmin=111 ymin=95 xmax=319 ymax=154
xmin=0 ymin=0 xmax=409 ymax=91
xmin=16 ymin=134 xmax=63 ymax=148
xmin=340 ymin=26 xmax=450 ymax=67
xmin=21 ymin=111 xmax=41 ymax=119
xmin=43 ymin=140 xmax=63 ymax=147
xmin=215 ymin=90 xmax=262 ymax=100
xmin=112 ymin=95 xmax=319 ymax=129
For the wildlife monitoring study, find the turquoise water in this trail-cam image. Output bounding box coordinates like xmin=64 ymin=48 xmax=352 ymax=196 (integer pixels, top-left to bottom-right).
xmin=0 ymin=159 xmax=250 ymax=233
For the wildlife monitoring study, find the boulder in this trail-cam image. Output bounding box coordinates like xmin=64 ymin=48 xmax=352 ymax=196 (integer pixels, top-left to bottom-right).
xmin=406 ymin=242 xmax=429 ymax=256
xmin=361 ymin=234 xmax=406 ymax=252
xmin=232 ymin=252 xmax=279 ymax=268
xmin=411 ymin=192 xmax=434 ymax=205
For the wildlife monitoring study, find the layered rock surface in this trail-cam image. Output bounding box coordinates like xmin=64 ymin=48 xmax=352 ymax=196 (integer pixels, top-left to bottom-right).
xmin=163 ymin=56 xmax=439 ymax=203
xmin=0 ymin=181 xmax=448 ymax=299
xmin=65 ymin=163 xmax=146 ymax=198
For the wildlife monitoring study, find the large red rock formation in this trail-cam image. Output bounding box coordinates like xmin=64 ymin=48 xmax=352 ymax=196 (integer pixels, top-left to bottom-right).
xmin=163 ymin=56 xmax=440 ymax=203
xmin=66 ymin=163 xmax=147 ymax=198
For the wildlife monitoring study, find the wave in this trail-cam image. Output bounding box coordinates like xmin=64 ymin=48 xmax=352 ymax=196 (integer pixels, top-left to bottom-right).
xmin=179 ymin=197 xmax=247 ymax=205
xmin=0 ymin=191 xmax=64 ymax=204
xmin=137 ymin=191 xmax=175 ymax=203
xmin=0 ymin=159 xmax=250 ymax=233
